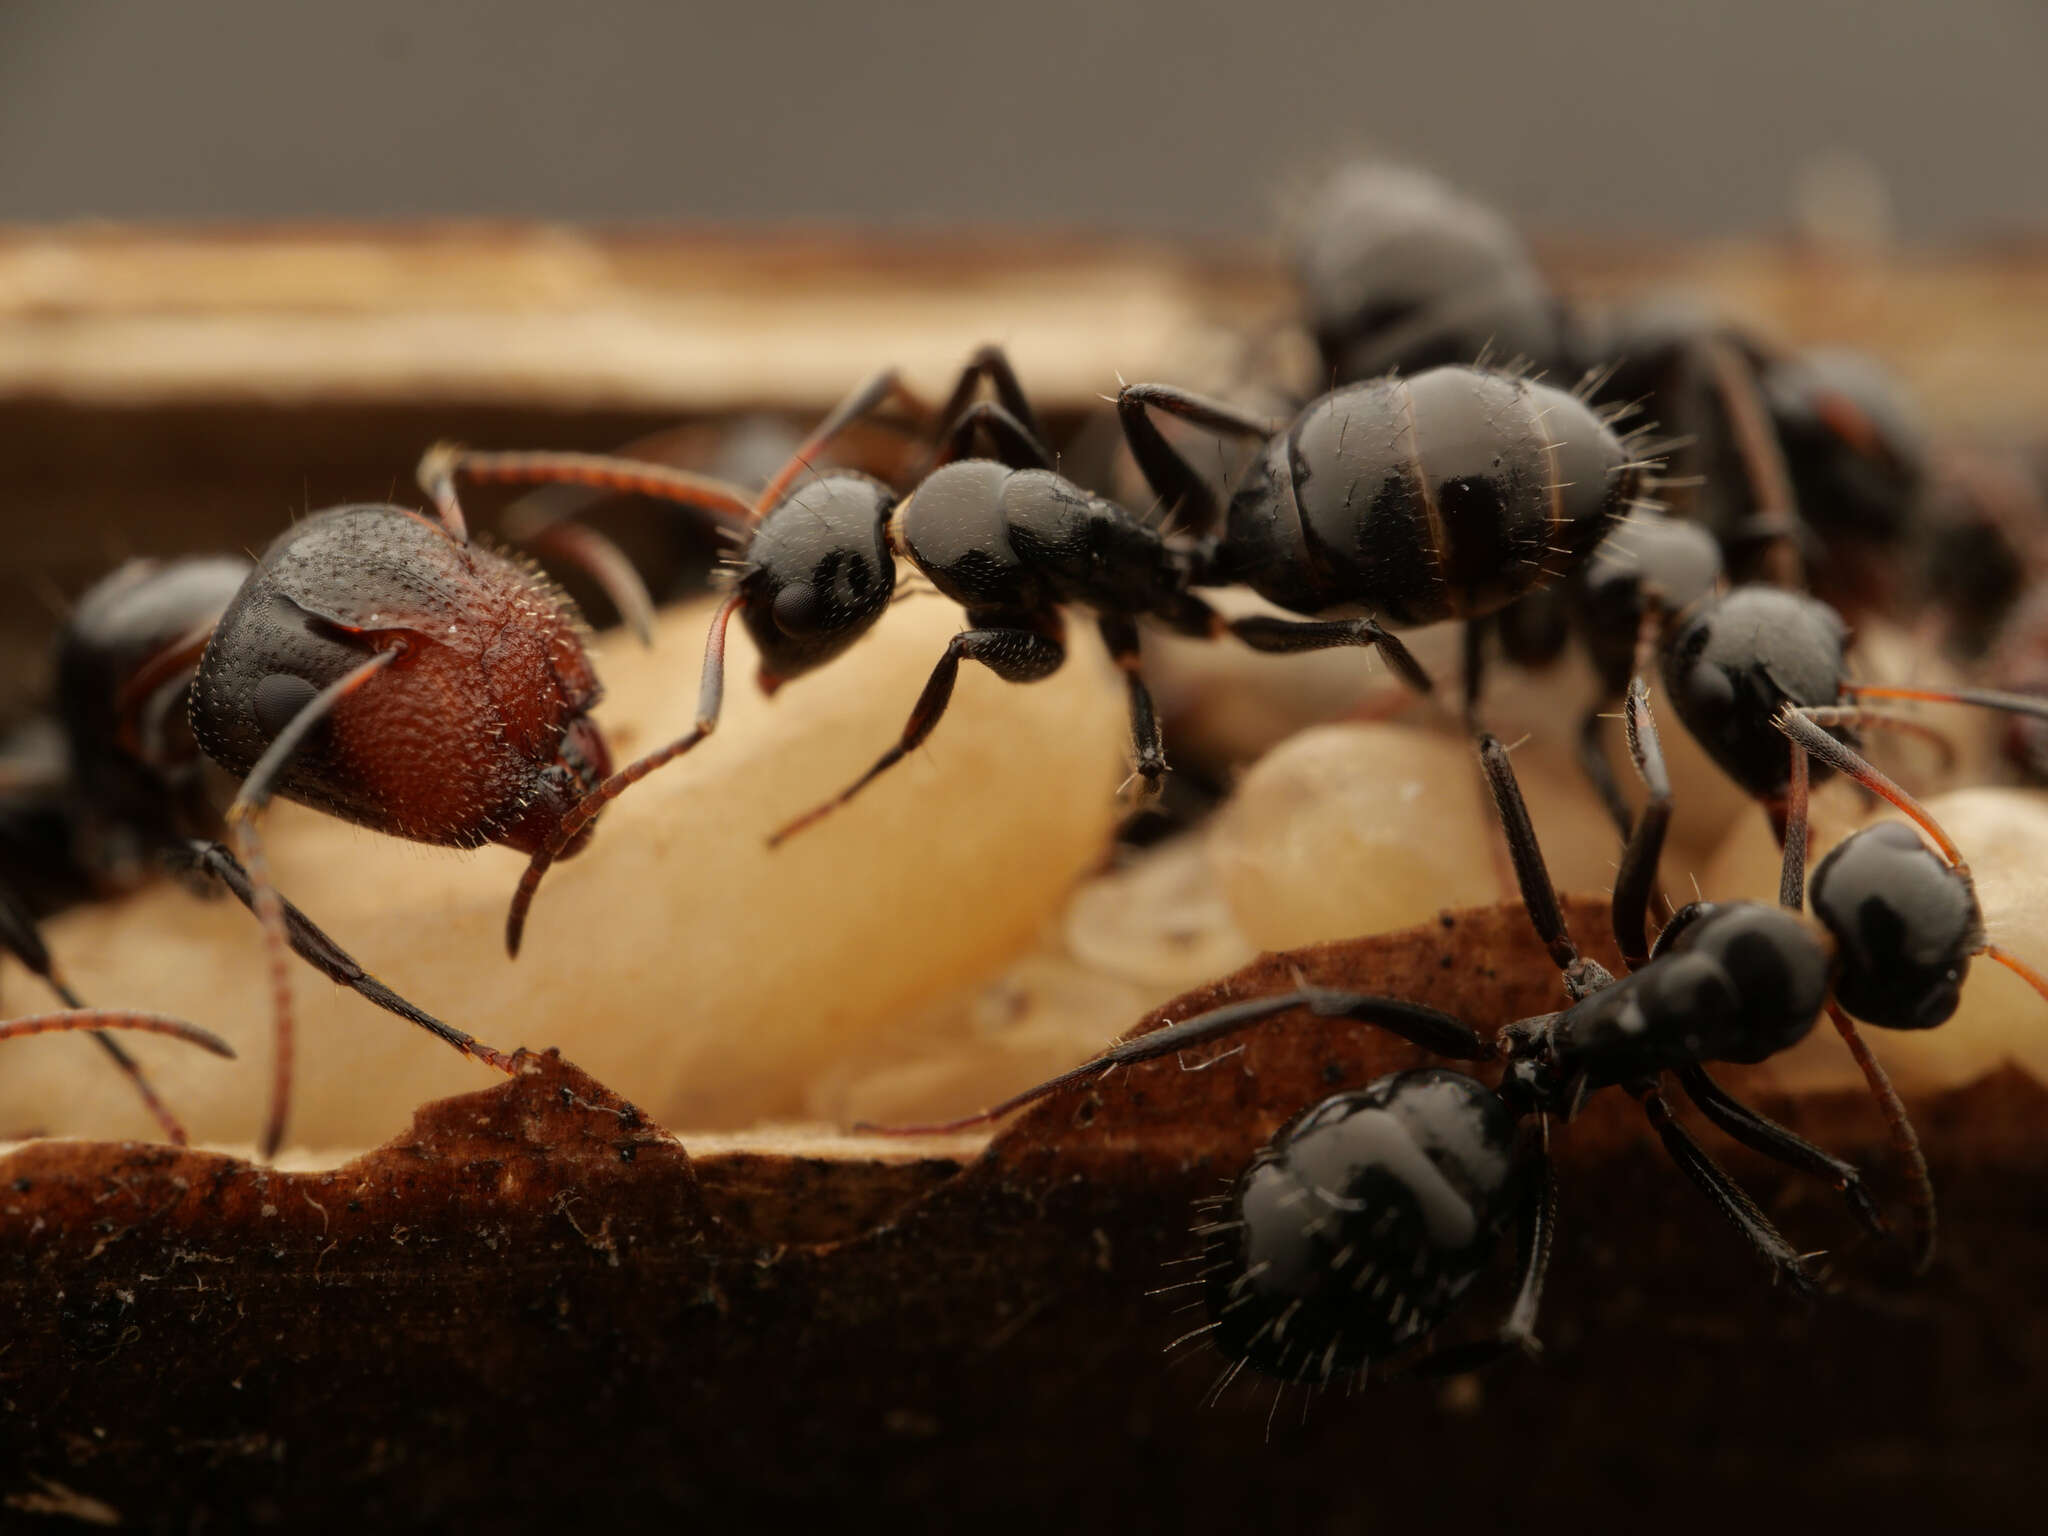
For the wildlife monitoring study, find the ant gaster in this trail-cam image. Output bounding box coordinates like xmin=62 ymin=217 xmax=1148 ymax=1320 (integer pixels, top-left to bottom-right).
xmin=872 ymin=696 xmax=1923 ymax=1383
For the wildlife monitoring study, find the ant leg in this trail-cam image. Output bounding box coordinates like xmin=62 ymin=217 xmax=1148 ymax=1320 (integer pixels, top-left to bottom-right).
xmin=1633 ymin=1082 xmax=1819 ymax=1295
xmin=1224 ymin=615 xmax=1435 ymax=697
xmin=1674 ymin=1063 xmax=1887 ymax=1236
xmin=1460 ymin=619 xmax=1490 ymax=733
xmin=767 ymin=615 xmax=1067 ymax=847
xmin=931 ymin=344 xmax=1050 ymax=454
xmin=933 ymin=401 xmax=1055 ymax=472
xmin=420 ymin=444 xmax=757 ymax=541
xmin=1766 ymin=727 xmax=1938 ymax=1269
xmin=860 ymin=986 xmax=1493 ymax=1136
xmin=1116 ymin=383 xmax=1278 ymax=538
xmin=179 ymin=841 xmax=513 ymax=1072
xmin=1613 ymin=680 xmax=1673 ymax=972
xmin=756 ymin=367 xmax=936 ymax=512
xmin=1097 ymin=614 xmax=1167 ymax=798
xmin=1698 ymin=334 xmax=1804 ymax=589
xmin=503 ymin=591 xmax=744 ymax=957
xmin=1475 ymin=734 xmax=1610 ymax=998
xmin=1400 ymin=1130 xmax=1556 ymax=1377
xmin=0 ymin=878 xmax=193 ymax=1145
xmin=1577 ymin=701 xmax=1632 ymax=839
xmin=1825 ymin=1001 xmax=1936 ymax=1274
xmin=0 ymin=1010 xmax=234 ymax=1058
xmin=226 ymin=646 xmax=407 ymax=1160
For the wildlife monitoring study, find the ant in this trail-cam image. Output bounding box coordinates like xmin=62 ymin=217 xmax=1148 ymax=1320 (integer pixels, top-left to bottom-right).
xmin=866 ymin=693 xmax=1962 ymax=1384
xmin=6 ymin=502 xmax=648 ymax=1158
xmin=1294 ymin=161 xmax=1940 ymax=610
xmin=422 ymin=348 xmax=1649 ymax=953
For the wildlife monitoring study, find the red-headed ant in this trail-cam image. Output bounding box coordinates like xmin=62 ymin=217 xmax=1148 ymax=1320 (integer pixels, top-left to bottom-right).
xmin=7 ymin=505 xmax=650 ymax=1158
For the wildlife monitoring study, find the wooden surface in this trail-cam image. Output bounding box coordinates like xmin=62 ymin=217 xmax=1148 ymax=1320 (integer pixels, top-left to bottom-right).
xmin=1 ymin=899 xmax=2041 ymax=1530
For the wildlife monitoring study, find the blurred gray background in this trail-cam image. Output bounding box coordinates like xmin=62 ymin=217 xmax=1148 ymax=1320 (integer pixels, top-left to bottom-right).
xmin=1 ymin=0 xmax=2043 ymax=238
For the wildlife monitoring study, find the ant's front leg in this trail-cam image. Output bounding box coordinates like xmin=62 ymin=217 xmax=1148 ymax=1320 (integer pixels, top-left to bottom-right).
xmin=1634 ymin=1080 xmax=1820 ymax=1296
xmin=1674 ymin=1063 xmax=1886 ymax=1237
xmin=768 ymin=610 xmax=1067 ymax=847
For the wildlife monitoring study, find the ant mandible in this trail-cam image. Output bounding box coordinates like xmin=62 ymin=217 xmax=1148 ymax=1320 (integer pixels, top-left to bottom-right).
xmin=869 ymin=694 xmax=1923 ymax=1383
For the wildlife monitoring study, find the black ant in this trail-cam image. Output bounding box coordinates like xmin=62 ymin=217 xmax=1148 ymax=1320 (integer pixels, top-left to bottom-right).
xmin=422 ymin=347 xmax=1650 ymax=952
xmin=1294 ymin=161 xmax=1941 ymax=612
xmin=864 ymin=694 xmax=1969 ymax=1383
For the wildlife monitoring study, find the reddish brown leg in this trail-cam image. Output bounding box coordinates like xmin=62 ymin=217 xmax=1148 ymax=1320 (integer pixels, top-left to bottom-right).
xmin=0 ymin=1010 xmax=235 ymax=1058
xmin=1827 ymin=1002 xmax=1935 ymax=1275
xmin=505 ymin=591 xmax=744 ymax=958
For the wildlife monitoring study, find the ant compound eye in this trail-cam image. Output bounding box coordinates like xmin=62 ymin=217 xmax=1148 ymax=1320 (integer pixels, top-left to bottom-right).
xmin=253 ymin=673 xmax=320 ymax=741
xmin=771 ymin=581 xmax=825 ymax=636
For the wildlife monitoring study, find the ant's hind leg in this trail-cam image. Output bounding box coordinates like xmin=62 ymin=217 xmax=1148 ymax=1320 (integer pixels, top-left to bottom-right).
xmin=768 ymin=616 xmax=1067 ymax=847
xmin=1675 ymin=1063 xmax=1887 ymax=1237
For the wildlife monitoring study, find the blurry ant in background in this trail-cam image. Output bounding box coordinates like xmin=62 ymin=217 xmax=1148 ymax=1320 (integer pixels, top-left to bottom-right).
xmin=1 ymin=499 xmax=655 ymax=1157
xmin=1290 ymin=161 xmax=1939 ymax=609
xmin=423 ymin=342 xmax=1649 ymax=952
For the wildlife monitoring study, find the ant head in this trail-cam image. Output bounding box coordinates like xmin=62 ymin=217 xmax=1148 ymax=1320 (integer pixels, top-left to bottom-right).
xmin=1765 ymin=349 xmax=1927 ymax=549
xmin=189 ymin=506 xmax=611 ymax=859
xmin=1653 ymin=903 xmax=1833 ymax=1064
xmin=735 ymin=473 xmax=898 ymax=693
xmin=1574 ymin=509 xmax=1722 ymax=690
xmin=1809 ymin=822 xmax=1984 ymax=1031
xmin=1203 ymin=1069 xmax=1520 ymax=1380
xmin=1662 ymin=586 xmax=1853 ymax=799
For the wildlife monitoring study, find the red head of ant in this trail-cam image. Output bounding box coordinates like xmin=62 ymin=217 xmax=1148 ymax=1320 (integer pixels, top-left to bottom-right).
xmin=189 ymin=505 xmax=612 ymax=860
